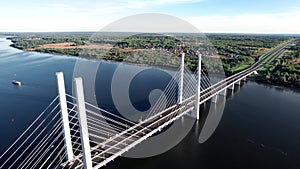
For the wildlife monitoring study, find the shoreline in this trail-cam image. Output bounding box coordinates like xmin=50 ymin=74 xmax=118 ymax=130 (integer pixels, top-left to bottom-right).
xmin=10 ymin=43 xmax=300 ymax=89
xmin=6 ymin=38 xmax=299 ymax=89
xmin=254 ymin=78 xmax=300 ymax=88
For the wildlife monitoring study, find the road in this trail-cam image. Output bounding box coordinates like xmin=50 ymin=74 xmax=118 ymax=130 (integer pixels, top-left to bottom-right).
xmin=69 ymin=39 xmax=295 ymax=169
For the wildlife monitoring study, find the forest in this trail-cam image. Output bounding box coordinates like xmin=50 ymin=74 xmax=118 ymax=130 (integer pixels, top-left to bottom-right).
xmin=6 ymin=32 xmax=300 ymax=87
xmin=256 ymin=38 xmax=300 ymax=86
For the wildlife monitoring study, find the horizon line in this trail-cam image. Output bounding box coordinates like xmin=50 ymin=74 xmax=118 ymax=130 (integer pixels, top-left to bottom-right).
xmin=1 ymin=31 xmax=300 ymax=35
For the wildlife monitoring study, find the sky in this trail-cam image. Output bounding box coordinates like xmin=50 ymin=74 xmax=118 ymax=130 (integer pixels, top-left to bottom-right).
xmin=0 ymin=0 xmax=300 ymax=34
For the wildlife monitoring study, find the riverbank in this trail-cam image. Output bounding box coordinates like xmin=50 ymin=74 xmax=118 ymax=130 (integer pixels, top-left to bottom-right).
xmin=8 ymin=40 xmax=300 ymax=89
xmin=2 ymin=34 xmax=300 ymax=168
xmin=6 ymin=34 xmax=300 ymax=89
xmin=254 ymin=76 xmax=300 ymax=88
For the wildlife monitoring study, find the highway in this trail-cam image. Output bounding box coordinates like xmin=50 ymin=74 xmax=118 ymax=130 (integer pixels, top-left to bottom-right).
xmin=69 ymin=39 xmax=295 ymax=169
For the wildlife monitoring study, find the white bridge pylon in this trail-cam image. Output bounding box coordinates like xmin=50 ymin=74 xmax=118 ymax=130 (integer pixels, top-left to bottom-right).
xmin=54 ymin=52 xmax=207 ymax=168
xmin=56 ymin=72 xmax=74 ymax=162
xmin=0 ymin=52 xmax=252 ymax=169
xmin=54 ymin=52 xmax=246 ymax=168
xmin=0 ymin=40 xmax=289 ymax=169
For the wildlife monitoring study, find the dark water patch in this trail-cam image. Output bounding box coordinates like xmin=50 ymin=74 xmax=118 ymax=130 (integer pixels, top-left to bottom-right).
xmin=0 ymin=36 xmax=299 ymax=169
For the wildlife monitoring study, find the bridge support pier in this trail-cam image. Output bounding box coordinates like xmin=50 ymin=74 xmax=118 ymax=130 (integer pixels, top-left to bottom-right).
xmin=211 ymin=95 xmax=218 ymax=103
xmin=56 ymin=72 xmax=74 ymax=162
xmin=242 ymin=77 xmax=247 ymax=81
xmin=219 ymin=89 xmax=227 ymax=96
xmin=195 ymin=53 xmax=201 ymax=120
xmin=228 ymin=83 xmax=234 ymax=90
xmin=179 ymin=52 xmax=185 ymax=104
xmin=74 ymin=77 xmax=93 ymax=169
xmin=235 ymin=80 xmax=241 ymax=86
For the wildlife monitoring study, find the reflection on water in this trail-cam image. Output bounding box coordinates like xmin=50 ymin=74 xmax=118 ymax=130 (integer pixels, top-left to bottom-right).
xmin=1 ymin=37 xmax=300 ymax=169
xmin=0 ymin=38 xmax=75 ymax=153
xmin=198 ymin=94 xmax=226 ymax=143
xmin=104 ymin=78 xmax=300 ymax=169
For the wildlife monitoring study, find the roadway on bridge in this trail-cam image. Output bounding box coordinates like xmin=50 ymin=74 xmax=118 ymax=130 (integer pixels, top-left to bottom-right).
xmin=71 ymin=39 xmax=295 ymax=169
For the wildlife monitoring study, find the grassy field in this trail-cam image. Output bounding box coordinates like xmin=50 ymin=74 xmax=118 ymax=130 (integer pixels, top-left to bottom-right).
xmin=232 ymin=64 xmax=252 ymax=74
xmin=5 ymin=32 xmax=300 ymax=86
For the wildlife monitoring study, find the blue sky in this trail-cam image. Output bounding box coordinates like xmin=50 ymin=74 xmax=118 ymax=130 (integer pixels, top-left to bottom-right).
xmin=1 ymin=0 xmax=300 ymax=33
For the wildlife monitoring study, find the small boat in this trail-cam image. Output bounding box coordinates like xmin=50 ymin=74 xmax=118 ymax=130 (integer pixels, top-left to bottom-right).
xmin=12 ymin=80 xmax=22 ymax=86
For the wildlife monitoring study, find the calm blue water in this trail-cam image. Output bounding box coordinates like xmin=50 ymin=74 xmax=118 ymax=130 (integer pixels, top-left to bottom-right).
xmin=0 ymin=37 xmax=76 ymax=151
xmin=0 ymin=36 xmax=300 ymax=169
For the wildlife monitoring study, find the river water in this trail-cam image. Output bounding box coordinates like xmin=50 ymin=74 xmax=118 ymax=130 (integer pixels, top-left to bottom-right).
xmin=0 ymin=36 xmax=300 ymax=169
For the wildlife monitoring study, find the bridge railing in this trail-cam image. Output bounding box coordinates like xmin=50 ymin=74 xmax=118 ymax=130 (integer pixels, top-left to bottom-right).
xmin=2 ymin=46 xmax=276 ymax=168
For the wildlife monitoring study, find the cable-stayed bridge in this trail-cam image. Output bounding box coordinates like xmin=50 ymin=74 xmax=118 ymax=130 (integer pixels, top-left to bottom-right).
xmin=0 ymin=40 xmax=293 ymax=169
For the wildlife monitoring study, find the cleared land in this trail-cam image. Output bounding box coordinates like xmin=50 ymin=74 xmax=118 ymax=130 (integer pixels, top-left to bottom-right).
xmin=6 ymin=33 xmax=300 ymax=87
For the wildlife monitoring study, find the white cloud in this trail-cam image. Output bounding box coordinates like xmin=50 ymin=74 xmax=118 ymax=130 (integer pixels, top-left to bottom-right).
xmin=1 ymin=1 xmax=299 ymax=33
xmin=47 ymin=3 xmax=70 ymax=8
xmin=187 ymin=11 xmax=300 ymax=34
xmin=0 ymin=0 xmax=205 ymax=32
xmin=79 ymin=0 xmax=204 ymax=15
xmin=117 ymin=0 xmax=204 ymax=10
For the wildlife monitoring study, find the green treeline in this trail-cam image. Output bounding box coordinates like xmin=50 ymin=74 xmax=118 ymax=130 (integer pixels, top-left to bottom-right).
xmin=6 ymin=32 xmax=300 ymax=86
xmin=256 ymin=39 xmax=300 ymax=87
